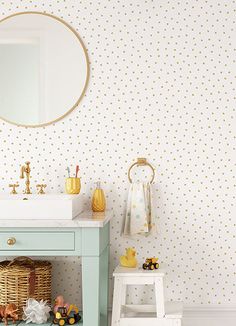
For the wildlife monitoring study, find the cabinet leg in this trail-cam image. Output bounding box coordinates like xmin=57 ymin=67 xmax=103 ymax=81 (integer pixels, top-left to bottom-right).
xmin=100 ymin=245 xmax=109 ymax=326
xmin=82 ymin=255 xmax=100 ymax=326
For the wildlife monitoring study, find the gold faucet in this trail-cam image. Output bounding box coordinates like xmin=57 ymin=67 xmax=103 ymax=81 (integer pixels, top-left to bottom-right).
xmin=36 ymin=184 xmax=47 ymax=195
xmin=20 ymin=161 xmax=32 ymax=194
xmin=9 ymin=183 xmax=19 ymax=194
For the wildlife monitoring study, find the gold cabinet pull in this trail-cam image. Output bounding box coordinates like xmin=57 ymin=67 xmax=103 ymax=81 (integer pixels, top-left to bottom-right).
xmin=7 ymin=237 xmax=16 ymax=245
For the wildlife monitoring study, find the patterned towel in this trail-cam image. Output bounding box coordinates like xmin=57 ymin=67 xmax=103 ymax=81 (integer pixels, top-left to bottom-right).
xmin=123 ymin=182 xmax=156 ymax=236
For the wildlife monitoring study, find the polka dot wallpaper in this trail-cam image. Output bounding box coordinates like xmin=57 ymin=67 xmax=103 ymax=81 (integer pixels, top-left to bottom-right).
xmin=0 ymin=0 xmax=235 ymax=309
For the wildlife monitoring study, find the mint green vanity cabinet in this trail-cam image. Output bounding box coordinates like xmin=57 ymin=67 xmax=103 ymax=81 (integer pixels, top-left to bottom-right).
xmin=0 ymin=231 xmax=77 ymax=253
xmin=0 ymin=211 xmax=111 ymax=326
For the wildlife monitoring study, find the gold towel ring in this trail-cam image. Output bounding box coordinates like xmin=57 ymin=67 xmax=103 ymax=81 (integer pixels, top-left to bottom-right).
xmin=128 ymin=158 xmax=155 ymax=183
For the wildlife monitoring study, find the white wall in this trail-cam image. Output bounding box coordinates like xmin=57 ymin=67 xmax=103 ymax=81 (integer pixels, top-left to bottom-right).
xmin=0 ymin=0 xmax=235 ymax=314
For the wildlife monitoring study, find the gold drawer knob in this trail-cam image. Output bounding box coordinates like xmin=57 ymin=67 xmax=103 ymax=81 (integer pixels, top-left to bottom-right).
xmin=7 ymin=237 xmax=16 ymax=245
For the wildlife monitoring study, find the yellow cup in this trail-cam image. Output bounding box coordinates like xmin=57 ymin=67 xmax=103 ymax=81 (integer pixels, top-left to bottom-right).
xmin=65 ymin=177 xmax=81 ymax=194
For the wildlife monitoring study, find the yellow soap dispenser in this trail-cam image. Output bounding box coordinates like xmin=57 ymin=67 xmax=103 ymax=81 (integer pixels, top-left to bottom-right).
xmin=92 ymin=181 xmax=106 ymax=212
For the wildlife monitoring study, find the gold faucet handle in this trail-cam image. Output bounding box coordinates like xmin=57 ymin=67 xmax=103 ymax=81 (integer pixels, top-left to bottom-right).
xmin=9 ymin=183 xmax=19 ymax=194
xmin=36 ymin=184 xmax=47 ymax=194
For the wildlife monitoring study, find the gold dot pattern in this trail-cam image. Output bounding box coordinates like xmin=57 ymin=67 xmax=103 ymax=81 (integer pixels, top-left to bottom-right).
xmin=0 ymin=0 xmax=235 ymax=308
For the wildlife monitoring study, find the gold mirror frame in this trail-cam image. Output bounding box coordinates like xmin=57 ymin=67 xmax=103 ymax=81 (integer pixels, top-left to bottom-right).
xmin=0 ymin=11 xmax=90 ymax=128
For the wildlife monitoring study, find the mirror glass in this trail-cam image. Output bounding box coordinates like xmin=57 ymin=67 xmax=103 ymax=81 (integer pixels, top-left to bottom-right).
xmin=0 ymin=12 xmax=89 ymax=127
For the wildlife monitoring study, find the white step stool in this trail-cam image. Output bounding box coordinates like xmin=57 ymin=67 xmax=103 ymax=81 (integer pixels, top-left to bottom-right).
xmin=111 ymin=266 xmax=183 ymax=326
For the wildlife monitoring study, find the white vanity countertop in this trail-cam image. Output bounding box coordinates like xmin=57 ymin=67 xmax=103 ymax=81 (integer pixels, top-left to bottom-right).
xmin=0 ymin=210 xmax=113 ymax=228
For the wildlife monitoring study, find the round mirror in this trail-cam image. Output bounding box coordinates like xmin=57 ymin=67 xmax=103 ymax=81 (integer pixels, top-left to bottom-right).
xmin=0 ymin=12 xmax=89 ymax=127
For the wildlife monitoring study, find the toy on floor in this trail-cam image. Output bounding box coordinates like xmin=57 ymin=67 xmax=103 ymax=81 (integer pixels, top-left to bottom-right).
xmin=142 ymin=257 xmax=159 ymax=270
xmin=54 ymin=296 xmax=70 ymax=314
xmin=53 ymin=303 xmax=81 ymax=325
xmin=23 ymin=298 xmax=51 ymax=324
xmin=0 ymin=303 xmax=19 ymax=326
xmin=120 ymin=247 xmax=137 ymax=268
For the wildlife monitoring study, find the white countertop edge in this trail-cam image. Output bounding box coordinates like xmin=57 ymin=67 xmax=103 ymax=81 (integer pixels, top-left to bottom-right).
xmin=0 ymin=210 xmax=113 ymax=228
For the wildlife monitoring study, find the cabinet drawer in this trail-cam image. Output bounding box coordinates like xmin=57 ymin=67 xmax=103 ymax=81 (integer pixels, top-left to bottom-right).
xmin=0 ymin=232 xmax=75 ymax=251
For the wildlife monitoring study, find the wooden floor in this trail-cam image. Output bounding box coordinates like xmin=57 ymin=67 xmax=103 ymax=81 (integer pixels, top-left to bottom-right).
xmin=0 ymin=318 xmax=84 ymax=326
xmin=0 ymin=323 xmax=56 ymax=326
xmin=0 ymin=323 xmax=83 ymax=326
xmin=3 ymin=313 xmax=236 ymax=326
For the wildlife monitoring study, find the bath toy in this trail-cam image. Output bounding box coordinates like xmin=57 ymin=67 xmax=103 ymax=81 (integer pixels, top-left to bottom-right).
xmin=120 ymin=248 xmax=137 ymax=268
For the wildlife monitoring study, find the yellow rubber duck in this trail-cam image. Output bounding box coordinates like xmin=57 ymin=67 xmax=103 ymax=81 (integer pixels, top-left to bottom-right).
xmin=120 ymin=248 xmax=137 ymax=268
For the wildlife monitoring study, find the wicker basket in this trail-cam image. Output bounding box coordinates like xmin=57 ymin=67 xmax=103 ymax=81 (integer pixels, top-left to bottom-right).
xmin=0 ymin=257 xmax=52 ymax=319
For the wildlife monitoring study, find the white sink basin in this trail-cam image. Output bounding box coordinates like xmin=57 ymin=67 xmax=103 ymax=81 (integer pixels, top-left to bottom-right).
xmin=0 ymin=194 xmax=82 ymax=220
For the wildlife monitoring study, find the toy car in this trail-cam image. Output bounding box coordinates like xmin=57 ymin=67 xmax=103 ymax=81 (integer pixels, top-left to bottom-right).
xmin=142 ymin=257 xmax=159 ymax=270
xmin=53 ymin=305 xmax=81 ymax=325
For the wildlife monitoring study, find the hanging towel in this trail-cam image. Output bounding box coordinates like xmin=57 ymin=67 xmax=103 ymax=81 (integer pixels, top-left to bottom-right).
xmin=123 ymin=182 xmax=156 ymax=236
